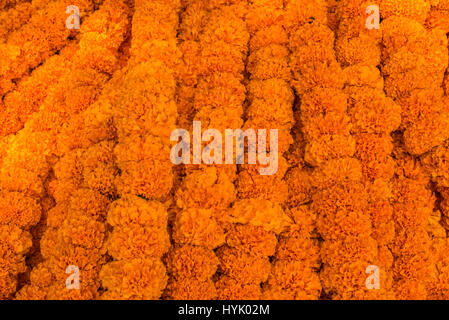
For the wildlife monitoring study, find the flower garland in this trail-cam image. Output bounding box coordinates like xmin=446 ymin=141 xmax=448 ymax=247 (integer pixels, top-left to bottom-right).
xmin=380 ymin=0 xmax=447 ymax=299
xmin=99 ymin=0 xmax=181 ymax=299
xmin=14 ymin=0 xmax=128 ymax=299
xmin=168 ymin=0 xmax=249 ymax=299
xmin=0 ymin=0 xmax=96 ymax=96
xmin=335 ymin=0 xmax=402 ymax=299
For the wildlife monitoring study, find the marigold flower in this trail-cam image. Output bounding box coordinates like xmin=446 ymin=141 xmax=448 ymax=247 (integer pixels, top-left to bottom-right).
xmin=100 ymin=258 xmax=168 ymax=300
xmin=164 ymin=278 xmax=217 ymax=300
xmin=172 ymin=208 xmax=226 ymax=249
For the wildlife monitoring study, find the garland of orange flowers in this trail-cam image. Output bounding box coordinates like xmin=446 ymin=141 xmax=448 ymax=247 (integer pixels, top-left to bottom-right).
xmin=285 ymin=0 xmax=382 ymax=300
xmin=0 ymin=43 xmax=78 ymax=138
xmin=218 ymin=0 xmax=318 ymax=300
xmin=0 ymin=0 xmax=105 ymax=299
xmin=0 ymin=1 xmax=33 ymax=43
xmin=0 ymin=0 xmax=96 ymax=137
xmin=420 ymin=0 xmax=449 ymax=299
xmin=270 ymin=0 xmax=329 ymax=300
xmin=380 ymin=1 xmax=449 ymax=156
xmin=421 ymin=138 xmax=449 ymax=299
xmin=388 ymin=141 xmax=437 ymax=299
xmin=168 ymin=0 xmax=248 ymax=299
xmin=175 ymin=0 xmax=206 ymax=129
xmin=0 ymin=0 xmax=96 ymax=96
xmin=216 ymin=0 xmax=286 ymax=300
xmin=14 ymin=0 xmax=128 ymax=300
xmin=379 ymin=0 xmax=448 ymax=299
xmin=99 ymin=0 xmax=181 ymax=300
xmin=335 ymin=0 xmax=402 ymax=299
xmin=164 ymin=0 xmax=219 ymax=300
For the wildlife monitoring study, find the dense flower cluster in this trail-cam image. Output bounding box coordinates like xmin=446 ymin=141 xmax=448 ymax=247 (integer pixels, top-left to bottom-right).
xmin=100 ymin=0 xmax=181 ymax=299
xmin=0 ymin=0 xmax=103 ymax=299
xmin=335 ymin=0 xmax=401 ymax=299
xmin=286 ymin=0 xmax=391 ymax=299
xmin=14 ymin=0 xmax=128 ymax=299
xmin=0 ymin=1 xmax=33 ymax=42
xmin=379 ymin=0 xmax=449 ymax=299
xmin=245 ymin=0 xmax=321 ymax=300
xmin=218 ymin=0 xmax=289 ymax=300
xmin=168 ymin=0 xmax=248 ymax=300
xmin=0 ymin=0 xmax=95 ymax=96
xmin=380 ymin=0 xmax=449 ymax=156
xmin=1 ymin=0 xmax=449 ymax=301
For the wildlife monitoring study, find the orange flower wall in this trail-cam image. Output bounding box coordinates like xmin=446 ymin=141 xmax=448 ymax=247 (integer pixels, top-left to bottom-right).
xmin=1 ymin=0 xmax=449 ymax=300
